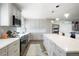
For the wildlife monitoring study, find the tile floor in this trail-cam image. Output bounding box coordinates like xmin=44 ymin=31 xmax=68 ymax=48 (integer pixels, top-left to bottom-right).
xmin=23 ymin=40 xmax=48 ymax=56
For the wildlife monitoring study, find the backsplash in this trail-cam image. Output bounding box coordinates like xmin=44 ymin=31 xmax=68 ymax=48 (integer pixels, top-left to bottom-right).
xmin=0 ymin=26 xmax=17 ymax=35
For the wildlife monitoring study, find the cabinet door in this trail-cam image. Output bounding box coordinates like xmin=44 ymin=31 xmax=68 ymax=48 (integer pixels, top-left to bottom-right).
xmin=12 ymin=8 xmax=16 ymax=16
xmin=17 ymin=10 xmax=21 ymax=19
xmin=53 ymin=43 xmax=66 ymax=56
xmin=8 ymin=4 xmax=13 ymax=26
xmin=7 ymin=40 xmax=20 ymax=56
xmin=43 ymin=36 xmax=48 ymax=50
xmin=0 ymin=47 xmax=7 ymax=56
xmin=0 ymin=4 xmax=10 ymax=26
xmin=48 ymin=40 xmax=54 ymax=56
xmin=31 ymin=33 xmax=43 ymax=40
xmin=28 ymin=33 xmax=31 ymax=41
xmin=43 ymin=36 xmax=51 ymax=55
xmin=46 ymin=39 xmax=53 ymax=56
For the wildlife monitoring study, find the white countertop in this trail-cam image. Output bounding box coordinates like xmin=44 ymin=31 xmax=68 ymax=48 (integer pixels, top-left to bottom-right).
xmin=18 ymin=32 xmax=30 ymax=38
xmin=44 ymin=34 xmax=79 ymax=52
xmin=0 ymin=38 xmax=19 ymax=49
xmin=0 ymin=32 xmax=30 ymax=49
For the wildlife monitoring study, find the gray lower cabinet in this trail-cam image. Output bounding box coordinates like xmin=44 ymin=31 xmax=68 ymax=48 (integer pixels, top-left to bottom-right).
xmin=0 ymin=39 xmax=20 ymax=56
xmin=7 ymin=40 xmax=20 ymax=56
xmin=0 ymin=47 xmax=7 ymax=56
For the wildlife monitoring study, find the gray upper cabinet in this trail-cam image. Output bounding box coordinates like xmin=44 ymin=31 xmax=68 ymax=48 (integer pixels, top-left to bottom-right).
xmin=0 ymin=3 xmax=21 ymax=26
xmin=0 ymin=3 xmax=10 ymax=26
xmin=0 ymin=4 xmax=1 ymax=19
xmin=12 ymin=4 xmax=21 ymax=19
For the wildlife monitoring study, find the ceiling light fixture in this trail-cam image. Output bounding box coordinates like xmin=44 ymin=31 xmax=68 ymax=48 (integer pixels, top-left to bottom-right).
xmin=51 ymin=20 xmax=54 ymax=23
xmin=64 ymin=13 xmax=70 ymax=18
xmin=56 ymin=18 xmax=59 ymax=21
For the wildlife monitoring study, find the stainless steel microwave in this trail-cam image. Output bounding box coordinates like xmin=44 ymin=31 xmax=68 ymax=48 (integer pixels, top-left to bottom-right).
xmin=12 ymin=15 xmax=21 ymax=27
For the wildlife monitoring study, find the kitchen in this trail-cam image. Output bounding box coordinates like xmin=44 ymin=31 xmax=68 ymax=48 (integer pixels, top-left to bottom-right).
xmin=0 ymin=3 xmax=79 ymax=56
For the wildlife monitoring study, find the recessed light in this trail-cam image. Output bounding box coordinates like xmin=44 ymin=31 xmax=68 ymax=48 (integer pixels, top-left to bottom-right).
xmin=56 ymin=5 xmax=60 ymax=8
xmin=52 ymin=10 xmax=54 ymax=13
xmin=56 ymin=18 xmax=59 ymax=21
xmin=51 ymin=20 xmax=54 ymax=23
xmin=64 ymin=13 xmax=70 ymax=18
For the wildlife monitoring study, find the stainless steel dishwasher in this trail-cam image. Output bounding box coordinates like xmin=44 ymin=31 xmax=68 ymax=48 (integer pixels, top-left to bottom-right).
xmin=20 ymin=35 xmax=29 ymax=56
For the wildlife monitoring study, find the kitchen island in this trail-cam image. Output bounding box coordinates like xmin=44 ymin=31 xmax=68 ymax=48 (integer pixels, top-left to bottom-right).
xmin=43 ymin=34 xmax=79 ymax=56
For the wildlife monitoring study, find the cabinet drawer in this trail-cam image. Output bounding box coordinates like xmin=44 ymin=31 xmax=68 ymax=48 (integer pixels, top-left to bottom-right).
xmin=0 ymin=47 xmax=7 ymax=56
xmin=8 ymin=48 xmax=19 ymax=56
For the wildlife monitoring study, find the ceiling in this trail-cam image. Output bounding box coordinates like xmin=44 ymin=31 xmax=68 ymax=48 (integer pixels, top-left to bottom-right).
xmin=15 ymin=3 xmax=79 ymax=21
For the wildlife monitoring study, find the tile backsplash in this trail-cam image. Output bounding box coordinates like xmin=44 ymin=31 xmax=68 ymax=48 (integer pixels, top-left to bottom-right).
xmin=0 ymin=26 xmax=16 ymax=35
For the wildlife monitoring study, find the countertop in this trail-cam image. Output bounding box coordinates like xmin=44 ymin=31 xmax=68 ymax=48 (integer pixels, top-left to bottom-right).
xmin=0 ymin=38 xmax=19 ymax=49
xmin=18 ymin=32 xmax=30 ymax=38
xmin=43 ymin=34 xmax=79 ymax=52
xmin=0 ymin=32 xmax=30 ymax=49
